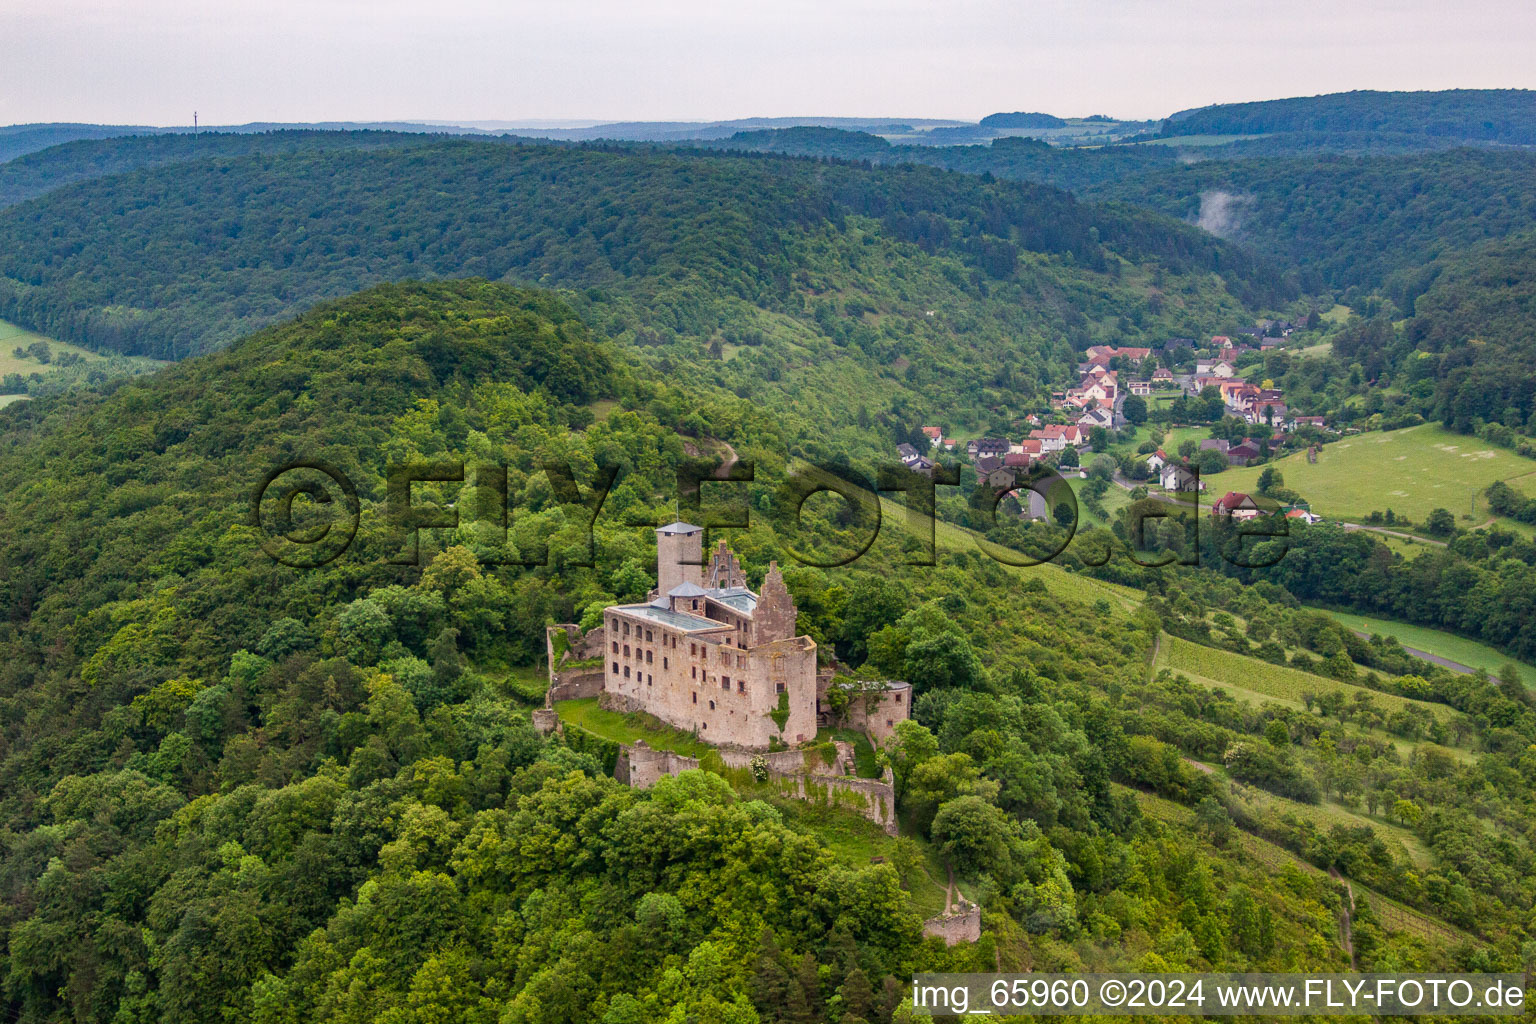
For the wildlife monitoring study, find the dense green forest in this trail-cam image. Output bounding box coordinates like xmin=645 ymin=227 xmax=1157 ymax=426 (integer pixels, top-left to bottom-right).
xmin=0 ymin=139 xmax=1286 ymax=455
xmin=3 ymin=89 xmax=1536 ymax=1022
xmin=1084 ymin=149 xmax=1536 ymax=295
xmin=3 ymin=281 xmax=1475 ymax=1024
xmin=698 ymin=129 xmax=1182 ymax=191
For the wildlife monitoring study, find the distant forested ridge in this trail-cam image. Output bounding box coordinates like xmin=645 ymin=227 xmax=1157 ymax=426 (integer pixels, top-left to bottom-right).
xmin=0 ymin=129 xmax=455 ymax=209
xmin=978 ymin=111 xmax=1067 ymax=129
xmin=703 ymin=129 xmax=1182 ymax=191
xmin=0 ymin=142 xmax=1284 ymax=417
xmin=1161 ymin=89 xmax=1536 ymax=146
xmin=1086 ymin=148 xmax=1536 ymax=294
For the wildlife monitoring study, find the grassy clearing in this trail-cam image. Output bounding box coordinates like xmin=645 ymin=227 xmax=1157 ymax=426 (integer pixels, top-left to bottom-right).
xmin=1069 ymin=476 xmax=1133 ymax=530
xmin=554 ymin=697 xmax=714 ymax=758
xmin=1217 ymin=423 xmax=1536 ymax=525
xmin=1321 ymin=610 xmax=1536 ymax=690
xmin=0 ymin=319 xmax=104 ymax=376
xmin=876 ymin=494 xmax=1146 ymax=613
xmin=826 ymin=727 xmax=882 ymax=778
xmin=1154 ymin=634 xmax=1462 ymax=729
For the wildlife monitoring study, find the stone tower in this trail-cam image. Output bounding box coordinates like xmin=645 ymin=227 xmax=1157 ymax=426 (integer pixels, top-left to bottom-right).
xmin=706 ymin=539 xmax=747 ymax=589
xmin=656 ymin=522 xmax=704 ymax=595
xmin=752 ymin=561 xmax=797 ymax=645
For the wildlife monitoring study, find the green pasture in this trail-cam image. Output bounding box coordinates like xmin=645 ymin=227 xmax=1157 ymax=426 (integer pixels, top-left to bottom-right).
xmin=1218 ymin=423 xmax=1536 ymax=525
xmin=1321 ymin=610 xmax=1536 ymax=690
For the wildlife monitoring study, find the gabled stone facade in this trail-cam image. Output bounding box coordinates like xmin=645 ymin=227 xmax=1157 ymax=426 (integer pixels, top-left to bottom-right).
xmin=599 ymin=523 xmax=820 ymax=748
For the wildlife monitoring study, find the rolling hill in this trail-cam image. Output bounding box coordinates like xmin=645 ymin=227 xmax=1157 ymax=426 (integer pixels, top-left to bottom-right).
xmin=0 ymin=139 xmax=1288 ymax=449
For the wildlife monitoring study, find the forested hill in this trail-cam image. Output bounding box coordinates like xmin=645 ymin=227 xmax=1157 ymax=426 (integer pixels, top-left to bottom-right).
xmin=0 ymin=280 xmax=1369 ymax=1022
xmin=0 ymin=139 xmax=1281 ymax=441
xmin=1085 ymin=148 xmax=1536 ymax=296
xmin=1160 ymin=89 xmax=1536 ymax=146
xmin=699 ymin=128 xmax=1182 ymax=191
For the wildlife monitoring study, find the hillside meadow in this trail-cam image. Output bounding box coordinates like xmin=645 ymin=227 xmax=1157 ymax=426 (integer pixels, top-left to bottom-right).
xmin=1323 ymin=609 xmax=1536 ymax=690
xmin=1217 ymin=422 xmax=1536 ymax=526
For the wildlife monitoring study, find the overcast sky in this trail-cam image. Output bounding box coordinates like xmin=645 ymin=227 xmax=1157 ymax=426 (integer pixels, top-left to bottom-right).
xmin=5 ymin=0 xmax=1536 ymax=126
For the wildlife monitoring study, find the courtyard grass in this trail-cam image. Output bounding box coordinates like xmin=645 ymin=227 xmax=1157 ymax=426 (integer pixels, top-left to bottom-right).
xmin=554 ymin=697 xmax=713 ymax=758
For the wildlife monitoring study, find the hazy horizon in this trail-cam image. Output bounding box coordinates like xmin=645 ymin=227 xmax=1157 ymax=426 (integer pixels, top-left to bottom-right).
xmin=5 ymin=0 xmax=1536 ymax=126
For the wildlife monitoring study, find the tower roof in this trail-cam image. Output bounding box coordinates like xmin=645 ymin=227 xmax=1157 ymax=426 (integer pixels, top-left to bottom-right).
xmin=667 ymin=582 xmax=708 ymax=597
xmin=657 ymin=521 xmax=703 ymax=535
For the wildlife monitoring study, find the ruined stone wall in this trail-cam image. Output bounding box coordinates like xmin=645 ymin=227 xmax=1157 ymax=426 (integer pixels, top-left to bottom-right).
xmin=922 ymin=903 xmax=982 ymax=946
xmin=548 ymin=669 xmax=605 ymax=703
xmin=608 ymin=740 xmax=897 ymax=833
xmin=545 ymin=624 xmax=608 ymax=703
xmin=773 ymin=769 xmax=898 ymax=835
xmin=842 ymin=685 xmax=912 ymax=745
xmin=716 ymin=742 xmax=849 ymax=778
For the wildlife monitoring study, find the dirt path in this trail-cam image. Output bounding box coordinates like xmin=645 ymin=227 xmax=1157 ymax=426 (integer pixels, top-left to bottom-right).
xmin=1341 ymin=523 xmax=1446 ymax=546
xmin=1329 ymin=868 xmax=1358 ymax=968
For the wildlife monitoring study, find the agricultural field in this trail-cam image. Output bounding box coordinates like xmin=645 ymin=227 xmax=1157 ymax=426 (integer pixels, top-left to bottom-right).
xmin=1124 ymin=786 xmax=1475 ymax=948
xmin=1219 ymin=423 xmax=1536 ymax=526
xmin=1154 ymin=633 xmax=1468 ymax=737
xmin=1322 ymin=610 xmax=1536 ymax=690
xmin=1229 ymin=784 xmax=1433 ymax=870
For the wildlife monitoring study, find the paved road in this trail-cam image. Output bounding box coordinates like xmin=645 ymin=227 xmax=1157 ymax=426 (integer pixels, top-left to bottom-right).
xmin=1348 ymin=629 xmax=1475 ymax=674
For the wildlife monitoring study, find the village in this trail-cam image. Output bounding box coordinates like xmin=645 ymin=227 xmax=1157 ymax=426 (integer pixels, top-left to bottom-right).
xmin=895 ymin=325 xmax=1333 ymax=524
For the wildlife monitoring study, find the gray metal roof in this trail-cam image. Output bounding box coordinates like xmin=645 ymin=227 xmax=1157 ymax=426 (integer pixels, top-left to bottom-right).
xmin=614 ymin=603 xmax=728 ymax=632
xmin=710 ymin=588 xmax=758 ymax=613
xmin=668 ymin=582 xmax=708 ymax=597
xmin=657 ymin=521 xmax=702 ymax=534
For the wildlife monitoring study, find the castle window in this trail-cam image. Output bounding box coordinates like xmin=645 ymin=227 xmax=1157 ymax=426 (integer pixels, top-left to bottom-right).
xmin=776 ymin=682 xmax=786 ymax=694
xmin=663 ymin=657 xmax=668 ymax=669
xmin=612 ymin=662 xmax=619 ymax=674
xmin=646 ymin=650 xmax=653 ymax=664
xmin=690 ymin=643 xmax=696 ymax=657
xmin=622 ymin=622 xmax=630 ymax=636
xmin=647 ymin=675 xmax=652 ymax=685
xmin=691 ymin=666 xmax=697 ymax=680
xmin=709 ymin=700 xmax=715 ymax=710
xmin=895 ymin=694 xmax=902 ymax=704
xmin=692 ymin=692 xmax=697 ymax=704
xmin=737 ymin=655 xmax=745 ymax=668
xmin=611 ymin=641 xmax=618 ymax=653
xmin=886 ymin=719 xmax=894 ymax=727
xmin=737 ymin=679 xmax=746 ymax=694
xmin=721 ymin=676 xmax=730 ymax=690
xmin=623 ymin=666 xmax=630 ymax=678
xmin=623 ymin=644 xmax=630 ymax=657
xmin=645 ymin=629 xmax=653 ymax=642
